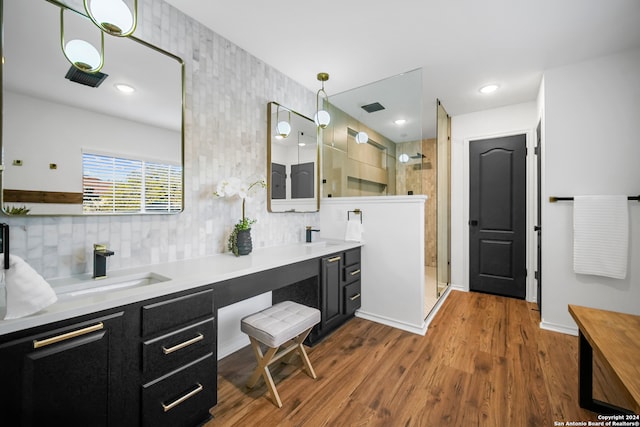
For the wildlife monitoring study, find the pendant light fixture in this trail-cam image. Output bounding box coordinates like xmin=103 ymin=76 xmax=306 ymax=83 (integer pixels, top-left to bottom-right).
xmin=60 ymin=8 xmax=105 ymax=73
xmin=84 ymin=0 xmax=138 ymax=37
xmin=275 ymin=104 xmax=291 ymax=139
xmin=314 ymin=72 xmax=331 ymax=129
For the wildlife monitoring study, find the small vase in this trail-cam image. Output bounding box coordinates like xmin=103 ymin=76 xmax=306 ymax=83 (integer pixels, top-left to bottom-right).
xmin=236 ymin=229 xmax=253 ymax=255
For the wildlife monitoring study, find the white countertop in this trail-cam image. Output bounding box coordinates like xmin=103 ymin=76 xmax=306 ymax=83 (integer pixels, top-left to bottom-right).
xmin=0 ymin=240 xmax=362 ymax=336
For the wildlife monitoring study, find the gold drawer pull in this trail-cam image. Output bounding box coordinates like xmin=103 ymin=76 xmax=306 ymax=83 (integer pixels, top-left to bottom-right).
xmin=328 ymin=256 xmax=341 ymax=263
xmin=349 ymin=293 xmax=361 ymax=301
xmin=33 ymin=322 xmax=104 ymax=349
xmin=162 ymin=333 xmax=204 ymax=355
xmin=162 ymin=383 xmax=203 ymax=412
xmin=350 ymin=269 xmax=361 ymax=276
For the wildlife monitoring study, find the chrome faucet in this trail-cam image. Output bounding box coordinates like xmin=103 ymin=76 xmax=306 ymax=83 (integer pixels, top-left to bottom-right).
xmin=93 ymin=244 xmax=115 ymax=279
xmin=305 ymin=226 xmax=320 ymax=243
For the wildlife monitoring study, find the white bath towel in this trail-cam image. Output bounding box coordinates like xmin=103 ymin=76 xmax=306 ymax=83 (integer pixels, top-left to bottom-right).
xmin=3 ymin=255 xmax=57 ymax=319
xmin=573 ymin=195 xmax=629 ymax=279
xmin=345 ymin=218 xmax=363 ymax=242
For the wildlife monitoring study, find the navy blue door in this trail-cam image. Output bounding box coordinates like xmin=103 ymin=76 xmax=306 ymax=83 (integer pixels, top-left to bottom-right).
xmin=469 ymin=134 xmax=527 ymax=299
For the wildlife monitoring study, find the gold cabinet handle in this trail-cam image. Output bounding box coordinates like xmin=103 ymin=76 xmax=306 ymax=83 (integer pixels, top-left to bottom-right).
xmin=350 ymin=269 xmax=361 ymax=276
xmin=328 ymin=256 xmax=341 ymax=263
xmin=349 ymin=293 xmax=361 ymax=301
xmin=162 ymin=383 xmax=203 ymax=412
xmin=33 ymin=322 xmax=104 ymax=349
xmin=162 ymin=333 xmax=204 ymax=355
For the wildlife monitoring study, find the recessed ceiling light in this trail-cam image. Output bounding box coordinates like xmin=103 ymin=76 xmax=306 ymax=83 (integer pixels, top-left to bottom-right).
xmin=115 ymin=83 xmax=135 ymax=94
xmin=394 ymin=119 xmax=407 ymax=125
xmin=479 ymin=84 xmax=499 ymax=94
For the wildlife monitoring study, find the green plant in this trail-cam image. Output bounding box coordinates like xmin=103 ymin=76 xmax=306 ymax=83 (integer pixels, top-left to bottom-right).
xmin=227 ymin=217 xmax=257 ymax=256
xmin=4 ymin=205 xmax=30 ymax=215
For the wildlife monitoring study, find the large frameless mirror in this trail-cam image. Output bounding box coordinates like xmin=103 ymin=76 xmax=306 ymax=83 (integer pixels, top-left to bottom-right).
xmin=267 ymin=102 xmax=319 ymax=213
xmin=1 ymin=0 xmax=184 ymax=215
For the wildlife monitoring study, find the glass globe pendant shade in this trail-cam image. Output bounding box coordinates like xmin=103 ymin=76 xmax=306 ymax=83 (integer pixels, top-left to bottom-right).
xmin=398 ymin=153 xmax=410 ymax=163
xmin=85 ymin=0 xmax=136 ymax=36
xmin=64 ymin=39 xmax=102 ymax=72
xmin=314 ymin=110 xmax=331 ymax=128
xmin=276 ymin=121 xmax=291 ymax=138
xmin=355 ymin=131 xmax=369 ymax=144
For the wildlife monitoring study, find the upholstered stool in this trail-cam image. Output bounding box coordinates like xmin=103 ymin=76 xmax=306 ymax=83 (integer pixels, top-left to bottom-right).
xmin=240 ymin=301 xmax=321 ymax=408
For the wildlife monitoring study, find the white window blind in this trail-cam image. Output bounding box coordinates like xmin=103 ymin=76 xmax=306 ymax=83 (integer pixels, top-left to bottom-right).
xmin=83 ymin=153 xmax=182 ymax=214
xmin=144 ymin=162 xmax=183 ymax=213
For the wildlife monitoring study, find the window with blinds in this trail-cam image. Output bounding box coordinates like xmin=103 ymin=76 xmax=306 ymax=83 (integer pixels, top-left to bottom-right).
xmin=82 ymin=152 xmax=182 ymax=214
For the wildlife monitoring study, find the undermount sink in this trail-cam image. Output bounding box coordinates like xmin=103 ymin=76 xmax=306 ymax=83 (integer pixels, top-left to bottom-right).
xmin=54 ymin=272 xmax=171 ymax=299
xmin=305 ymin=240 xmax=344 ymax=248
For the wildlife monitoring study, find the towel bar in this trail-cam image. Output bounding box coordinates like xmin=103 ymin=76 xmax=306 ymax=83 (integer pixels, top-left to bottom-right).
xmin=347 ymin=209 xmax=363 ymax=223
xmin=549 ymin=195 xmax=640 ymax=203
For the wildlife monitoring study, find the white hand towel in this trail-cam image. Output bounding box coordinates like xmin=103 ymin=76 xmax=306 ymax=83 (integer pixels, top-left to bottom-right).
xmin=345 ymin=218 xmax=363 ymax=242
xmin=3 ymin=255 xmax=57 ymax=319
xmin=573 ymin=195 xmax=629 ymax=279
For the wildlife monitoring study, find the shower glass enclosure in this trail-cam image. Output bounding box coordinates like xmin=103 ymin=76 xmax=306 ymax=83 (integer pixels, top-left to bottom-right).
xmin=325 ymin=69 xmax=451 ymax=317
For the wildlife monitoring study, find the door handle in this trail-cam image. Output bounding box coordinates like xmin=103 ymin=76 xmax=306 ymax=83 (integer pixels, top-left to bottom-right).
xmin=469 ymin=220 xmax=478 ymax=226
xmin=534 ymin=225 xmax=541 ymax=231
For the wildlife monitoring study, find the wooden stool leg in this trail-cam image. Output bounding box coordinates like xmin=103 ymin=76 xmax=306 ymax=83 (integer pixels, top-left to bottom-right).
xmin=294 ymin=328 xmax=316 ymax=379
xmin=246 ymin=337 xmax=283 ymax=408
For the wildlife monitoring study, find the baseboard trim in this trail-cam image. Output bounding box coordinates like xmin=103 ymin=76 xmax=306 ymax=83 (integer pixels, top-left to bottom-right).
xmin=355 ymin=310 xmax=428 ymax=336
xmin=450 ymin=283 xmax=466 ymax=292
xmin=540 ymin=320 xmax=578 ymax=336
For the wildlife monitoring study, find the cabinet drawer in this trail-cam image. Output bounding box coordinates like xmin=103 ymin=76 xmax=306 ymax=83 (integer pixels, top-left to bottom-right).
xmin=142 ymin=289 xmax=214 ymax=337
xmin=343 ymin=248 xmax=360 ymax=267
xmin=142 ymin=353 xmax=216 ymax=427
xmin=344 ymin=281 xmax=361 ymax=315
xmin=142 ymin=317 xmax=215 ymax=380
xmin=343 ymin=263 xmax=361 ymax=284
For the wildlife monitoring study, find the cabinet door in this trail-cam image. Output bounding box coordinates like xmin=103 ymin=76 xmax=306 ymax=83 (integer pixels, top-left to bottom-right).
xmin=321 ymin=254 xmax=342 ymax=330
xmin=0 ymin=311 xmax=125 ymax=427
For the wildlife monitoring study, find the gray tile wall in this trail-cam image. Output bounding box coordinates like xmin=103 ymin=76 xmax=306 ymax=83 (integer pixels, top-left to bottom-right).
xmin=3 ymin=0 xmax=319 ymax=280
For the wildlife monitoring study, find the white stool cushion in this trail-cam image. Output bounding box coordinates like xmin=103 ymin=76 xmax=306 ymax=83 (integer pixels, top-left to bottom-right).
xmin=241 ymin=301 xmax=321 ymax=348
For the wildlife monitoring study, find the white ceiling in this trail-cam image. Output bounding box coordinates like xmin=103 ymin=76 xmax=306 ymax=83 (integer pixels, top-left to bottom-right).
xmin=166 ymin=0 xmax=640 ymax=138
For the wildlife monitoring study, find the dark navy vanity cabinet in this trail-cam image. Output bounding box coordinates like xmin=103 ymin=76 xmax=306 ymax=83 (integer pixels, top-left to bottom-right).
xmin=273 ymin=247 xmax=362 ymax=345
xmin=0 ymin=310 xmax=128 ymax=426
xmin=0 ymin=286 xmax=217 ymax=427
xmin=0 ymin=245 xmax=362 ymax=426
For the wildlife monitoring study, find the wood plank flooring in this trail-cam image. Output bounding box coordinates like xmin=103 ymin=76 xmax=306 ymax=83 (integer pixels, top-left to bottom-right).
xmin=206 ymin=290 xmax=631 ymax=426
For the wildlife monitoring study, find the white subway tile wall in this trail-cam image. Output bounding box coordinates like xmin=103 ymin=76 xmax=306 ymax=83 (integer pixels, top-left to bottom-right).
xmin=4 ymin=0 xmax=319 ymax=280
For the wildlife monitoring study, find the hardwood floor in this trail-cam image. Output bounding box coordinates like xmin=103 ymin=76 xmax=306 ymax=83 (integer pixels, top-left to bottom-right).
xmin=207 ymin=290 xmax=629 ymax=426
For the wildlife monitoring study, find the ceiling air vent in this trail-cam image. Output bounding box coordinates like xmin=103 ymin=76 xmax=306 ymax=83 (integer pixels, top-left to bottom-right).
xmin=65 ymin=66 xmax=108 ymax=88
xmin=360 ymin=102 xmax=385 ymax=113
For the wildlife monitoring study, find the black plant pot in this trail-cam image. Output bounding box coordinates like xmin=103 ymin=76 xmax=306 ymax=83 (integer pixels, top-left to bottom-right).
xmin=236 ymin=229 xmax=252 ymax=255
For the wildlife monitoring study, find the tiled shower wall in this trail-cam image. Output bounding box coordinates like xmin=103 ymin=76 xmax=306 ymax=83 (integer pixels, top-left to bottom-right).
xmin=3 ymin=0 xmax=319 ymax=280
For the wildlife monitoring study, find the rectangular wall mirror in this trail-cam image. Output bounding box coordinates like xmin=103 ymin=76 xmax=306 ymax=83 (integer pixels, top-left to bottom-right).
xmin=267 ymin=102 xmax=319 ymax=212
xmin=1 ymin=0 xmax=184 ymax=216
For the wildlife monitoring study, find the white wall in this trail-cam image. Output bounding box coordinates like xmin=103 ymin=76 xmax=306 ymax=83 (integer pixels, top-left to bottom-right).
xmin=319 ymin=196 xmax=428 ymax=334
xmin=450 ymin=102 xmax=538 ymax=300
xmin=541 ymin=48 xmax=640 ymax=334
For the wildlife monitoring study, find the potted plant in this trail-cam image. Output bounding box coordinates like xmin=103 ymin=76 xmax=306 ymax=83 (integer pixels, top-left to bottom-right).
xmin=215 ymin=177 xmax=266 ymax=256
